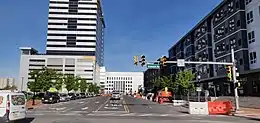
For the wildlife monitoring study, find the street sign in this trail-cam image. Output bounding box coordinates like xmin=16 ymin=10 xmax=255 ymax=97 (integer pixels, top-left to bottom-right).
xmin=196 ymin=87 xmax=202 ymax=92
xmin=177 ymin=59 xmax=185 ymax=67
xmin=147 ymin=64 xmax=160 ymax=69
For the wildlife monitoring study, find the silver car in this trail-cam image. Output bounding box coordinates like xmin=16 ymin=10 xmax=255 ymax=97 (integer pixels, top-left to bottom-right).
xmin=59 ymin=94 xmax=70 ymax=102
xmin=111 ymin=92 xmax=120 ymax=100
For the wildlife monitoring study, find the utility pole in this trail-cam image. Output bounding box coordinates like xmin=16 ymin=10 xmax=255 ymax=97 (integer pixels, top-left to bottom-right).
xmin=21 ymin=77 xmax=24 ymax=91
xmin=231 ymin=49 xmax=239 ymax=111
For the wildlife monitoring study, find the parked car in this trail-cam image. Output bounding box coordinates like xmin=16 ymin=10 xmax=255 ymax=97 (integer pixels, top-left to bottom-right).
xmin=0 ymin=91 xmax=27 ymax=122
xmin=41 ymin=92 xmax=60 ymax=104
xmin=80 ymin=93 xmax=86 ymax=98
xmin=59 ymin=93 xmax=70 ymax=102
xmin=75 ymin=93 xmax=81 ymax=99
xmin=68 ymin=93 xmax=76 ymax=100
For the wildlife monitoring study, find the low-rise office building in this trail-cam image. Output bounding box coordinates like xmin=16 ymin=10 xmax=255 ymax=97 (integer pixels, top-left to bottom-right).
xmin=104 ymin=72 xmax=144 ymax=94
xmin=19 ymin=47 xmax=100 ymax=92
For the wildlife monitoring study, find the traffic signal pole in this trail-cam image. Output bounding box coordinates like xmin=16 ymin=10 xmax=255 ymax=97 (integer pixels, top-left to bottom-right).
xmin=231 ymin=49 xmax=239 ymax=111
xmin=135 ymin=49 xmax=239 ymax=112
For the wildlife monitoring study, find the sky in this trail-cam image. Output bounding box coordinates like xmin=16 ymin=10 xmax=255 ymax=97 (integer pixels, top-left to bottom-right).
xmin=0 ymin=0 xmax=222 ymax=80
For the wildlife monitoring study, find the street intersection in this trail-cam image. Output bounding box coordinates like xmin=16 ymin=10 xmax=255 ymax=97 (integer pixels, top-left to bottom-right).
xmin=24 ymin=96 xmax=260 ymax=123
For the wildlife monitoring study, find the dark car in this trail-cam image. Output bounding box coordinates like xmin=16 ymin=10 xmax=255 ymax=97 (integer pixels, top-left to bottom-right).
xmin=80 ymin=93 xmax=86 ymax=98
xmin=75 ymin=93 xmax=81 ymax=99
xmin=41 ymin=92 xmax=60 ymax=104
xmin=68 ymin=93 xmax=76 ymax=100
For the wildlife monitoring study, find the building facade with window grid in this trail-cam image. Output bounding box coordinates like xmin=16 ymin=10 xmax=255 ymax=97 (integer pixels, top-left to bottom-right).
xmin=46 ymin=0 xmax=105 ymax=66
xmin=168 ymin=0 xmax=260 ymax=96
xmin=104 ymin=72 xmax=144 ymax=94
xmin=19 ymin=47 xmax=99 ymax=92
xmin=19 ymin=0 xmax=105 ymax=92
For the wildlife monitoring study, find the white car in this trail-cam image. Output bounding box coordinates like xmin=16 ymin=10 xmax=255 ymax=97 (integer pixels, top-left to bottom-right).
xmin=111 ymin=92 xmax=121 ymax=100
xmin=0 ymin=91 xmax=26 ymax=122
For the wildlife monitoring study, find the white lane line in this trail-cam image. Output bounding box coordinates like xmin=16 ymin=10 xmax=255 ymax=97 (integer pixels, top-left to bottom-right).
xmin=79 ymin=101 xmax=84 ymax=104
xmin=119 ymin=113 xmax=135 ymax=116
xmin=56 ymin=107 xmax=66 ymax=111
xmin=139 ymin=114 xmax=152 ymax=116
xmin=95 ymin=101 xmax=100 ymax=103
xmin=160 ymin=114 xmax=170 ymax=116
xmin=81 ymin=107 xmax=89 ymax=110
xmin=94 ymin=97 xmax=110 ymax=112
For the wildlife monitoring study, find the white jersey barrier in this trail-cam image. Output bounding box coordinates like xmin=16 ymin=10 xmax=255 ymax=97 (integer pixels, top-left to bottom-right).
xmin=188 ymin=102 xmax=209 ymax=115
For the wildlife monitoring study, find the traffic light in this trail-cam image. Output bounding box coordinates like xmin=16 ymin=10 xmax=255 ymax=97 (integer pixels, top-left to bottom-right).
xmin=226 ymin=65 xmax=232 ymax=81
xmin=160 ymin=56 xmax=167 ymax=66
xmin=140 ymin=55 xmax=146 ymax=67
xmin=162 ymin=56 xmax=167 ymax=65
xmin=134 ymin=56 xmax=138 ymax=66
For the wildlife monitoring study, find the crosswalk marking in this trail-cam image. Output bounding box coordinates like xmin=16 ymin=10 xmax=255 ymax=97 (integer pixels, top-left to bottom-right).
xmin=81 ymin=107 xmax=89 ymax=110
xmin=160 ymin=114 xmax=170 ymax=116
xmin=140 ymin=114 xmax=152 ymax=116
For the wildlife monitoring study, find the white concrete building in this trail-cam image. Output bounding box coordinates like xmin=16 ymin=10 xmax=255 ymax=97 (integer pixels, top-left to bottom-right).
xmin=0 ymin=78 xmax=15 ymax=89
xmin=19 ymin=47 xmax=99 ymax=92
xmin=99 ymin=67 xmax=106 ymax=92
xmin=105 ymin=72 xmax=144 ymax=94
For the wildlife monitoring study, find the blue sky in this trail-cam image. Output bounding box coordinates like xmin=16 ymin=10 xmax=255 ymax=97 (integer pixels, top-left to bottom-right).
xmin=0 ymin=0 xmax=222 ymax=79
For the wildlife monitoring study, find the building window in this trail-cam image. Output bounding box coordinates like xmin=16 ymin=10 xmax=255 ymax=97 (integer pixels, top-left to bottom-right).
xmin=246 ymin=0 xmax=252 ymax=5
xmin=247 ymin=11 xmax=254 ymax=24
xmin=248 ymin=31 xmax=255 ymax=44
xmin=238 ymin=39 xmax=242 ymax=46
xmin=240 ymin=59 xmax=243 ymax=65
xmin=237 ymin=20 xmax=240 ymax=27
xmin=229 ymin=19 xmax=235 ymax=31
xmin=250 ymin=52 xmax=257 ymax=64
xmin=230 ymin=38 xmax=236 ymax=49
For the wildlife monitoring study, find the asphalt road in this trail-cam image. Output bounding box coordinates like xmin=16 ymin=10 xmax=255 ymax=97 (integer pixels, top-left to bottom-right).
xmin=21 ymin=95 xmax=260 ymax=123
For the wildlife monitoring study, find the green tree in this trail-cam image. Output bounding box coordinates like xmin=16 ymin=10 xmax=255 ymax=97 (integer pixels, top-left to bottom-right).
xmin=79 ymin=79 xmax=88 ymax=93
xmin=27 ymin=70 xmax=42 ymax=92
xmin=64 ymin=75 xmax=75 ymax=93
xmin=174 ymin=70 xmax=195 ymax=100
xmin=38 ymin=67 xmax=58 ymax=92
xmin=152 ymin=76 xmax=173 ymax=91
xmin=73 ymin=76 xmax=80 ymax=92
xmin=159 ymin=76 xmax=173 ymax=91
xmin=27 ymin=70 xmax=43 ymax=105
xmin=88 ymin=83 xmax=100 ymax=94
xmin=54 ymin=73 xmax=64 ymax=91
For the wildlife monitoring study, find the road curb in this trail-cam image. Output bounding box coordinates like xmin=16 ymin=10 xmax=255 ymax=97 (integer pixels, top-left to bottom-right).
xmin=230 ymin=113 xmax=260 ymax=120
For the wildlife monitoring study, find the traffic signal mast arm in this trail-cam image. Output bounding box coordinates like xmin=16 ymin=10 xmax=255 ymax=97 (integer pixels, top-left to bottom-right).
xmin=144 ymin=61 xmax=233 ymax=66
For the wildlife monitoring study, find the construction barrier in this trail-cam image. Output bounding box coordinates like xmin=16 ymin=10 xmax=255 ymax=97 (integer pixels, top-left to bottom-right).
xmin=173 ymin=100 xmax=187 ymax=106
xmin=208 ymin=101 xmax=233 ymax=115
xmin=189 ymin=102 xmax=209 ymax=115
xmin=135 ymin=94 xmax=142 ymax=98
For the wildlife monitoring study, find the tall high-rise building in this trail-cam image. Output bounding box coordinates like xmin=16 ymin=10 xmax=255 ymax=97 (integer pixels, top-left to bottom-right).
xmin=19 ymin=0 xmax=105 ymax=92
xmin=46 ymin=0 xmax=105 ymax=66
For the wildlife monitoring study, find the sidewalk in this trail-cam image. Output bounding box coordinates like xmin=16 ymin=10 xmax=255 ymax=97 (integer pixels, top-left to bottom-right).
xmin=26 ymin=100 xmax=42 ymax=110
xmin=232 ymin=108 xmax=260 ymax=120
